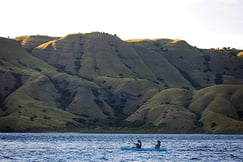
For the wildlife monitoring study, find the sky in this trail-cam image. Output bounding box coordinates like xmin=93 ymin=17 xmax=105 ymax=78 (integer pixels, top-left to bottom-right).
xmin=1 ymin=0 xmax=242 ymax=49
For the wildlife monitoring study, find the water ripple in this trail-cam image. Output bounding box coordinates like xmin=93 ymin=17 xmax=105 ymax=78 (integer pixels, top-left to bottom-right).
xmin=0 ymin=133 xmax=243 ymax=161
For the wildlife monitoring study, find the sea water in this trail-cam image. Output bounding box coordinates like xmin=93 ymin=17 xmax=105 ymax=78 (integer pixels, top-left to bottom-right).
xmin=0 ymin=133 xmax=242 ymax=162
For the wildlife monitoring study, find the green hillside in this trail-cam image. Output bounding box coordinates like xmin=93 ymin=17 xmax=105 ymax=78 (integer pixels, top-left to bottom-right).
xmin=0 ymin=32 xmax=243 ymax=133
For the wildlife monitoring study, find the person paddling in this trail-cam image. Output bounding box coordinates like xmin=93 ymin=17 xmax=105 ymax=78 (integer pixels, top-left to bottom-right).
xmin=155 ymin=140 xmax=161 ymax=149
xmin=133 ymin=140 xmax=142 ymax=148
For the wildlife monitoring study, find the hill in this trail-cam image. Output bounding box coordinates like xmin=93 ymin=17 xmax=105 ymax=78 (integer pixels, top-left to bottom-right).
xmin=0 ymin=32 xmax=243 ymax=133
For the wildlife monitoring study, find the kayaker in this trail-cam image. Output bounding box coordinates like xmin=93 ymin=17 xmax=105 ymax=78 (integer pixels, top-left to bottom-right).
xmin=134 ymin=140 xmax=142 ymax=148
xmin=155 ymin=140 xmax=161 ymax=148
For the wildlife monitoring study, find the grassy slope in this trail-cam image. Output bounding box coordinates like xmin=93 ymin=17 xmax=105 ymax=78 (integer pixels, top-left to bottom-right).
xmin=94 ymin=76 xmax=160 ymax=114
xmin=131 ymin=39 xmax=243 ymax=89
xmin=1 ymin=33 xmax=243 ymax=133
xmin=127 ymin=84 xmax=243 ymax=133
xmin=1 ymin=36 xmax=160 ymax=131
xmin=189 ymin=84 xmax=243 ymax=133
xmin=31 ymin=33 xmax=195 ymax=88
xmin=126 ymin=88 xmax=199 ymax=133
xmin=0 ymin=37 xmax=98 ymax=131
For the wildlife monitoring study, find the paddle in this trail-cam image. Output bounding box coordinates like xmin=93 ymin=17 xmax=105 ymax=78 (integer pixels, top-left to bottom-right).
xmin=130 ymin=139 xmax=136 ymax=147
xmin=130 ymin=138 xmax=135 ymax=144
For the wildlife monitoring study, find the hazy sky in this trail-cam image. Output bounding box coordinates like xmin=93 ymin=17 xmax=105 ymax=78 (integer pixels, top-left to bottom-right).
xmin=1 ymin=0 xmax=242 ymax=49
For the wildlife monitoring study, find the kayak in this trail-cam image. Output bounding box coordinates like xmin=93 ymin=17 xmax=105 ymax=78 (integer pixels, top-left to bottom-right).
xmin=120 ymin=147 xmax=167 ymax=151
